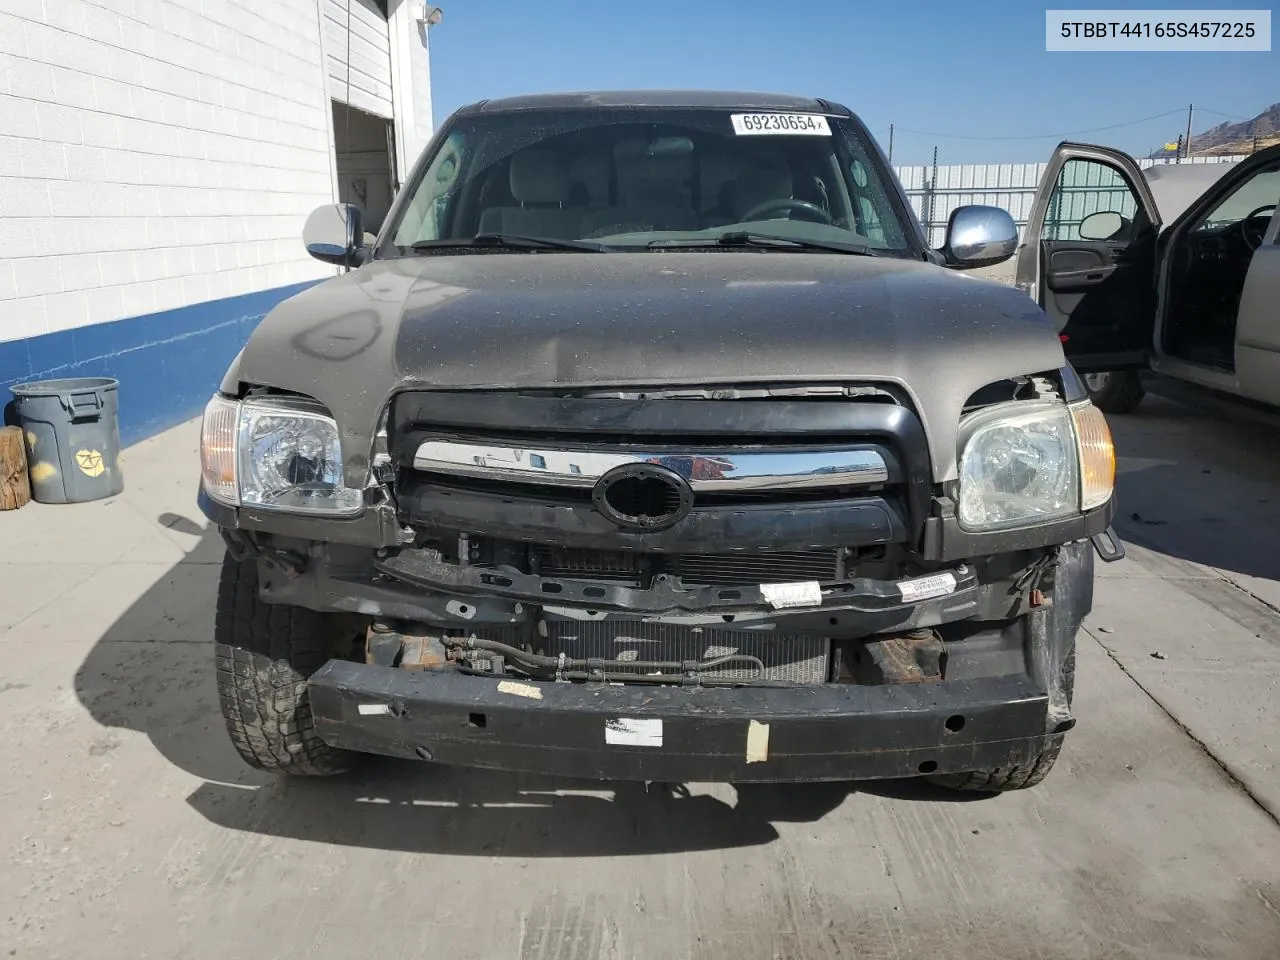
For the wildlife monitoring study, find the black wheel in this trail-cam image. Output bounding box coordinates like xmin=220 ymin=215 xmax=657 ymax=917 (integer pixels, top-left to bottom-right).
xmin=927 ymin=738 xmax=1064 ymax=793
xmin=214 ymin=552 xmax=367 ymax=776
xmin=1083 ymin=370 xmax=1145 ymax=414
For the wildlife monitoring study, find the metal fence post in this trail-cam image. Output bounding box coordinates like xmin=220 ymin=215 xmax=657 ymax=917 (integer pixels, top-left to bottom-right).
xmin=928 ymin=146 xmax=938 ymax=245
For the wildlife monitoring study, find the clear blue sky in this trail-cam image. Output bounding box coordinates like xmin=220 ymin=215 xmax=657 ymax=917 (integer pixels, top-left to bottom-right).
xmin=427 ymin=0 xmax=1276 ymax=165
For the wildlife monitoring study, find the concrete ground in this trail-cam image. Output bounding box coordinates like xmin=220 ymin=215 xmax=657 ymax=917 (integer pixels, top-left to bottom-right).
xmin=3 ymin=390 xmax=1280 ymax=959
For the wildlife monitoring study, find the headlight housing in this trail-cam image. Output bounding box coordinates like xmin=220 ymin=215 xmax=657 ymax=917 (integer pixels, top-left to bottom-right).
xmin=200 ymin=394 xmax=364 ymax=515
xmin=957 ymin=399 xmax=1113 ymax=532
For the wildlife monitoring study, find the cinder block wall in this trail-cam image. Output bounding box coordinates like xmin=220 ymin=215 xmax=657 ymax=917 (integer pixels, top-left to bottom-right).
xmin=0 ymin=0 xmax=431 ymax=445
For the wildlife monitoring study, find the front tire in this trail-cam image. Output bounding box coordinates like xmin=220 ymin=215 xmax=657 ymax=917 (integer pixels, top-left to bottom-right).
xmin=929 ymin=593 xmax=1079 ymax=793
xmin=1083 ymin=370 xmax=1145 ymax=414
xmin=214 ymin=552 xmax=366 ymax=776
xmin=927 ymin=738 xmax=1063 ymax=792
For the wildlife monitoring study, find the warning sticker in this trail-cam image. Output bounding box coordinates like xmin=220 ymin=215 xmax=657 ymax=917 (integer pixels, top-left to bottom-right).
xmin=896 ymin=572 xmax=958 ymax=603
xmin=759 ymin=581 xmax=823 ymax=609
xmin=605 ymin=718 xmax=663 ymax=747
xmin=75 ymin=449 xmax=105 ymax=477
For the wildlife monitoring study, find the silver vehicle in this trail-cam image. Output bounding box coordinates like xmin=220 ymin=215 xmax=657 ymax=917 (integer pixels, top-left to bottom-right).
xmin=1016 ymin=142 xmax=1280 ymax=413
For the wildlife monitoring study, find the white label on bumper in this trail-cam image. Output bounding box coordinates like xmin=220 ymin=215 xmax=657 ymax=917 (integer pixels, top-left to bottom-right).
xmin=897 ymin=572 xmax=958 ymax=603
xmin=358 ymin=703 xmax=392 ymax=716
xmin=760 ymin=581 xmax=823 ymax=609
xmin=605 ymin=718 xmax=663 ymax=747
xmin=746 ymin=720 xmax=770 ymax=763
xmin=497 ymin=680 xmax=543 ymax=700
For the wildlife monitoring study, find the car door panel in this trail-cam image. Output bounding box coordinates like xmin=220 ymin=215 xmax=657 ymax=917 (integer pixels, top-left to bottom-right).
xmin=1045 ymin=244 xmax=1126 ymax=290
xmin=1232 ymin=211 xmax=1280 ymax=406
xmin=1147 ymin=145 xmax=1280 ymax=400
xmin=1015 ymin=142 xmax=1161 ymax=373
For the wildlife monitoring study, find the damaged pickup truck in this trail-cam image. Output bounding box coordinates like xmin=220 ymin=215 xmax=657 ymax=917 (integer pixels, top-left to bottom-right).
xmin=199 ymin=90 xmax=1123 ymax=791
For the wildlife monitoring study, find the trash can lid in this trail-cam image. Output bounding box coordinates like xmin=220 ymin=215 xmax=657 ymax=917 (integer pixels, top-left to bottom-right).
xmin=10 ymin=377 xmax=119 ymax=397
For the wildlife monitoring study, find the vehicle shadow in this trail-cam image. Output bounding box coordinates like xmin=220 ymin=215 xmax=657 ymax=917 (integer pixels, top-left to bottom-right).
xmin=1107 ymin=389 xmax=1280 ymax=583
xmin=74 ymin=521 xmax=982 ymax=858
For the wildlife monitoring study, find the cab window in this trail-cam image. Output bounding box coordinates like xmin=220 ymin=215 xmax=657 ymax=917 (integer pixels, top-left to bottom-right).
xmin=1044 ymin=158 xmax=1140 ymax=241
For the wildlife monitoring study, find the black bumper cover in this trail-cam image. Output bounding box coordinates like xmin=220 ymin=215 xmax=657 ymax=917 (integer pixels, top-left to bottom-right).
xmin=309 ymin=664 xmax=1059 ymax=783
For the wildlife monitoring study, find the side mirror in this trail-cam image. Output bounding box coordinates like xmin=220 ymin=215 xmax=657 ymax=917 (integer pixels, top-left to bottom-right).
xmin=939 ymin=205 xmax=1019 ymax=269
xmin=1079 ymin=210 xmax=1129 ymax=241
xmin=303 ymin=203 xmax=365 ymax=267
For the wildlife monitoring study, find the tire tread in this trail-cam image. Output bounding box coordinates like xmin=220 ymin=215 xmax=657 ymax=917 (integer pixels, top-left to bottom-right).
xmin=927 ymin=739 xmax=1063 ymax=792
xmin=213 ymin=553 xmax=354 ymax=776
xmin=1088 ymin=370 xmax=1145 ymax=414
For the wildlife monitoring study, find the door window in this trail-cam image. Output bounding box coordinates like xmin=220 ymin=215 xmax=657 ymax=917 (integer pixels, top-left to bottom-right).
xmin=1044 ymin=159 xmax=1140 ymax=241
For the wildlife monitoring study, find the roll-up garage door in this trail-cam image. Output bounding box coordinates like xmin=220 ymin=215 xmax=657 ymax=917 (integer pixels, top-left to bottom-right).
xmin=324 ymin=0 xmax=394 ymax=119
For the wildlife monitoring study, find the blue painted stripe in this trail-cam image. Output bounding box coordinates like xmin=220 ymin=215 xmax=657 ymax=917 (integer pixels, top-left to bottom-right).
xmin=1 ymin=280 xmax=323 ymax=448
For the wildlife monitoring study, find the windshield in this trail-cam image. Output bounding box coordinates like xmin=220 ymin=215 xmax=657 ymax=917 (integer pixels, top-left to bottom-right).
xmin=1190 ymin=163 xmax=1280 ymax=231
xmin=384 ymin=107 xmax=920 ymax=257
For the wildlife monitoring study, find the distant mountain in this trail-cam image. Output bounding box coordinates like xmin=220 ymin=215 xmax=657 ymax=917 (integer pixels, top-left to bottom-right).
xmin=1147 ymin=102 xmax=1280 ymax=158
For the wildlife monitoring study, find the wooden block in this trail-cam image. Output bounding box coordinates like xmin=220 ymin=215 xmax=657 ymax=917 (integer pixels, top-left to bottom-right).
xmin=0 ymin=425 xmax=32 ymax=511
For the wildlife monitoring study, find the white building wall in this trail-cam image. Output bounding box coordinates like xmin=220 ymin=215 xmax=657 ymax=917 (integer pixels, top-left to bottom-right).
xmin=387 ymin=0 xmax=434 ymax=183
xmin=323 ymin=0 xmax=394 ymax=119
xmin=409 ymin=19 xmax=433 ymax=149
xmin=0 ymin=0 xmax=337 ymax=346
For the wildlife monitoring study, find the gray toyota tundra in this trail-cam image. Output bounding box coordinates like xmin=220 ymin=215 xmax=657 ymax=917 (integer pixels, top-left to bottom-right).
xmin=198 ymin=90 xmax=1123 ymax=792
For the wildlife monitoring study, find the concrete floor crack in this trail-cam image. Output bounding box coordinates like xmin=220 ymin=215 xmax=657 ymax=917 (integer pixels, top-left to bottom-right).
xmin=1082 ymin=625 xmax=1280 ymax=829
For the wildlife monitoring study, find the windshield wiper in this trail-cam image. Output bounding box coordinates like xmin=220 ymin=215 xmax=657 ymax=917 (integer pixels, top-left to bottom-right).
xmin=411 ymin=233 xmax=609 ymax=253
xmin=648 ymin=232 xmax=880 ymax=256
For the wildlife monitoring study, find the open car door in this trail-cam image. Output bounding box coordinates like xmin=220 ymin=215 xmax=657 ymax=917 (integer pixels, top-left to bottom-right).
xmin=1151 ymin=145 xmax=1280 ymax=405
xmin=1234 ymin=199 xmax=1280 ymax=405
xmin=1015 ymin=142 xmax=1161 ymax=373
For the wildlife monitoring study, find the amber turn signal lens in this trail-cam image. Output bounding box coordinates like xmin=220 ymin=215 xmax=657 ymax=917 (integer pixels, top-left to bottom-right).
xmin=1071 ymin=401 xmax=1115 ymax=511
xmin=200 ymin=395 xmax=240 ymax=505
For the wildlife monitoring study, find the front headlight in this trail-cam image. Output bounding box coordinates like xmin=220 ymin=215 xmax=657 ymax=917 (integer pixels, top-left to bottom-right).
xmin=957 ymin=399 xmax=1113 ymax=532
xmin=200 ymin=394 xmax=363 ymax=515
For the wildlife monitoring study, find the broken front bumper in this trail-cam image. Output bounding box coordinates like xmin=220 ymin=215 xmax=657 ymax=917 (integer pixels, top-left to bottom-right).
xmin=305 ymin=537 xmax=1095 ymax=783
xmin=308 ymin=662 xmax=1061 ymax=783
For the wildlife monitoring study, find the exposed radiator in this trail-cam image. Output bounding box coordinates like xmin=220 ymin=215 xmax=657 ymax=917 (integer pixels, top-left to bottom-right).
xmin=529 ymin=546 xmax=841 ymax=586
xmin=539 ymin=621 xmax=831 ymax=684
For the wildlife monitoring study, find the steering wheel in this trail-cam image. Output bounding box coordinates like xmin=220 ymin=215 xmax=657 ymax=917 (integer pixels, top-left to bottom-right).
xmin=739 ymin=197 xmax=833 ymax=225
xmin=1240 ymin=204 xmax=1276 ymax=250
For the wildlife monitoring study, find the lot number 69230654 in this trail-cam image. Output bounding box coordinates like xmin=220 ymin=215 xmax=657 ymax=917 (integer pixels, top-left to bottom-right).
xmin=731 ymin=113 xmax=832 ymax=136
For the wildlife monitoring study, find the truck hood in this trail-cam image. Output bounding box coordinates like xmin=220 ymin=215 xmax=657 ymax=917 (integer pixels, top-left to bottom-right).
xmin=235 ymin=252 xmax=1065 ymax=484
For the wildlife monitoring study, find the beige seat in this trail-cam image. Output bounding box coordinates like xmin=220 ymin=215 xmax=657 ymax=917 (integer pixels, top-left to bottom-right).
xmin=583 ymin=138 xmax=699 ymax=235
xmin=478 ymin=149 xmax=583 ymax=239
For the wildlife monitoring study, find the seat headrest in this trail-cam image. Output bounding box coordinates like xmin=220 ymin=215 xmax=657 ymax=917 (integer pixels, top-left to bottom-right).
xmin=509 ymin=149 xmax=571 ymax=204
xmin=733 ymin=164 xmax=794 ymax=218
xmin=569 ymin=152 xmax=611 ymax=205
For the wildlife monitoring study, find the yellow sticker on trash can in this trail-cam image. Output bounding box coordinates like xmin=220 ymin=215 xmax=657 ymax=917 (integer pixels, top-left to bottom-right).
xmin=75 ymin=449 xmax=105 ymax=477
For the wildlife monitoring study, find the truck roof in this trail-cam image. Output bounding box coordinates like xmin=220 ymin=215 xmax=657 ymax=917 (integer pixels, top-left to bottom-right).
xmin=456 ymin=89 xmax=849 ymax=116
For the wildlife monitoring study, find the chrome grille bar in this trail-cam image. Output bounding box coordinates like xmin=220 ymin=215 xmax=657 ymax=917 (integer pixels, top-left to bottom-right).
xmin=412 ymin=440 xmax=890 ymax=491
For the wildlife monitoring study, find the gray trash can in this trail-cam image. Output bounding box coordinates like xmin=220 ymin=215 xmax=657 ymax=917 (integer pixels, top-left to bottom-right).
xmin=10 ymin=377 xmax=124 ymax=504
